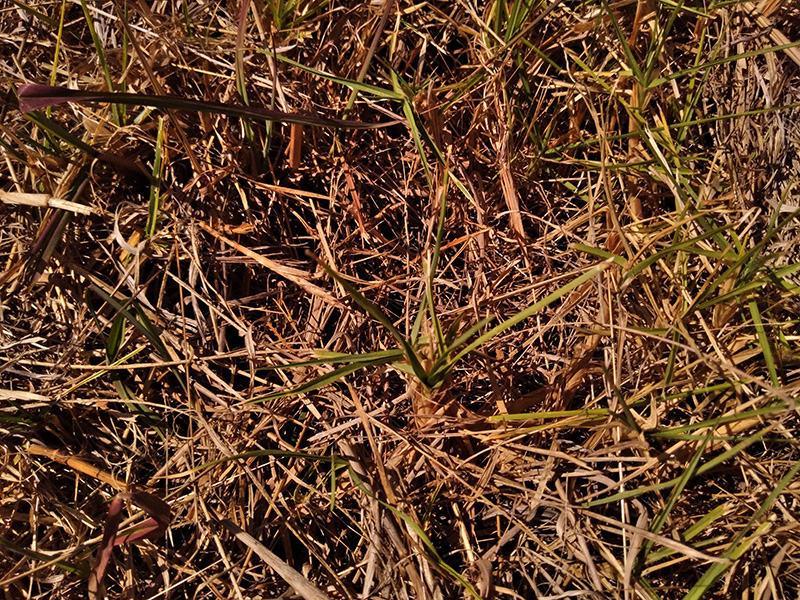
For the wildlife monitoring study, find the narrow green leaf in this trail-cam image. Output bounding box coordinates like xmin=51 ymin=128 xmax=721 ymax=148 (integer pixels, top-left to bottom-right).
xmin=0 ymin=535 xmax=85 ymax=575
xmin=647 ymin=406 xmax=786 ymax=439
xmin=273 ymin=54 xmax=404 ymax=100
xmin=79 ymin=0 xmax=122 ymax=125
xmin=248 ymin=356 xmax=394 ymax=404
xmin=87 ymin=285 xmax=171 ymax=361
xmin=437 ymin=264 xmax=606 ymax=374
xmin=638 ymin=427 xmax=714 ymax=569
xmin=574 ymin=243 xmax=627 ymax=266
xmin=682 ymin=459 xmax=800 ymax=600
xmin=307 ymin=252 xmax=428 ymax=382
xmin=584 ymin=427 xmax=772 ymax=507
xmin=748 ymin=300 xmax=779 ymax=387
xmin=106 ymin=314 xmax=125 ymax=363
xmin=602 ymin=0 xmax=644 ymax=85
xmin=145 ymin=116 xmax=165 ymax=239
xmin=344 ymin=465 xmax=483 ymax=599
xmin=260 ymin=349 xmax=404 ymax=370
xmin=649 ymin=40 xmax=800 ymax=89
xmin=648 ymin=504 xmax=728 ymax=563
xmin=426 ymin=169 xmax=450 ymax=352
xmin=622 ymin=224 xmax=732 ymax=285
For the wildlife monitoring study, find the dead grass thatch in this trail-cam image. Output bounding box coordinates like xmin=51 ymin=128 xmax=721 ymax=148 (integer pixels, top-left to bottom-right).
xmin=2 ymin=1 xmax=800 ymax=599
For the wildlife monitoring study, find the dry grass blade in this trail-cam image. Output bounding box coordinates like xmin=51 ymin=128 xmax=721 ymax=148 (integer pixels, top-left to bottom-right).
xmin=197 ymin=221 xmax=342 ymax=308
xmin=0 ymin=191 xmax=94 ymax=215
xmin=221 ymin=519 xmax=332 ymax=600
xmin=26 ymin=443 xmax=129 ymax=492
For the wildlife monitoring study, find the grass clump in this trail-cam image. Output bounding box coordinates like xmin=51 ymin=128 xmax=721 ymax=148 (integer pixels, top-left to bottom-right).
xmin=1 ymin=1 xmax=800 ymax=599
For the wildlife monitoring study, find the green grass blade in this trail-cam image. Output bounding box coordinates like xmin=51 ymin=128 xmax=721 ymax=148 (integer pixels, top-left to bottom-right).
xmin=647 ymin=406 xmax=786 ymax=440
xmin=637 ymin=427 xmax=714 ymax=569
xmin=682 ymin=458 xmax=800 ymax=600
xmin=87 ymin=285 xmax=171 ymax=361
xmin=79 ymin=0 xmax=122 ymax=125
xmin=649 ymin=40 xmax=800 ymax=90
xmin=248 ymin=355 xmax=395 ymax=404
xmin=49 ymin=0 xmax=67 ymax=87
xmin=308 ymin=251 xmax=427 ymax=381
xmin=344 ymin=465 xmax=483 ymax=599
xmin=602 ymin=0 xmax=644 ymax=85
xmin=622 ymin=224 xmax=732 ymax=285
xmin=145 ymin=116 xmax=165 ymax=238
xmin=273 ymin=54 xmax=403 ymax=100
xmin=446 ymin=315 xmax=496 ymax=354
xmin=259 ymin=349 xmax=404 ymax=370
xmin=584 ymin=428 xmax=773 ymax=508
xmin=425 ymin=168 xmax=449 ymax=353
xmin=747 ymin=299 xmax=779 ymax=387
xmin=438 ymin=264 xmax=606 ymax=374
xmin=0 ymin=535 xmax=85 ymax=575
xmin=106 ymin=314 xmax=126 ymax=363
xmin=648 ymin=504 xmax=728 ymax=563
xmin=574 ymin=243 xmax=627 ymax=266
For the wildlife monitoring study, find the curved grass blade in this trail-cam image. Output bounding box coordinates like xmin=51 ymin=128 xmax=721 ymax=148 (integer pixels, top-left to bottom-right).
xmin=248 ymin=354 xmax=396 ymax=404
xmin=18 ymin=84 xmax=397 ymax=129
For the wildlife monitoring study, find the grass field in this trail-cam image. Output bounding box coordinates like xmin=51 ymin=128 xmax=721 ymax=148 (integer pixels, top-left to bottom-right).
xmin=2 ymin=0 xmax=800 ymax=598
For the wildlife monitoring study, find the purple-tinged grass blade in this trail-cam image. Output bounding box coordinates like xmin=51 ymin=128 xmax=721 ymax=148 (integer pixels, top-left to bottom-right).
xmin=88 ymin=491 xmax=171 ymax=600
xmin=18 ymin=83 xmax=399 ymax=129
